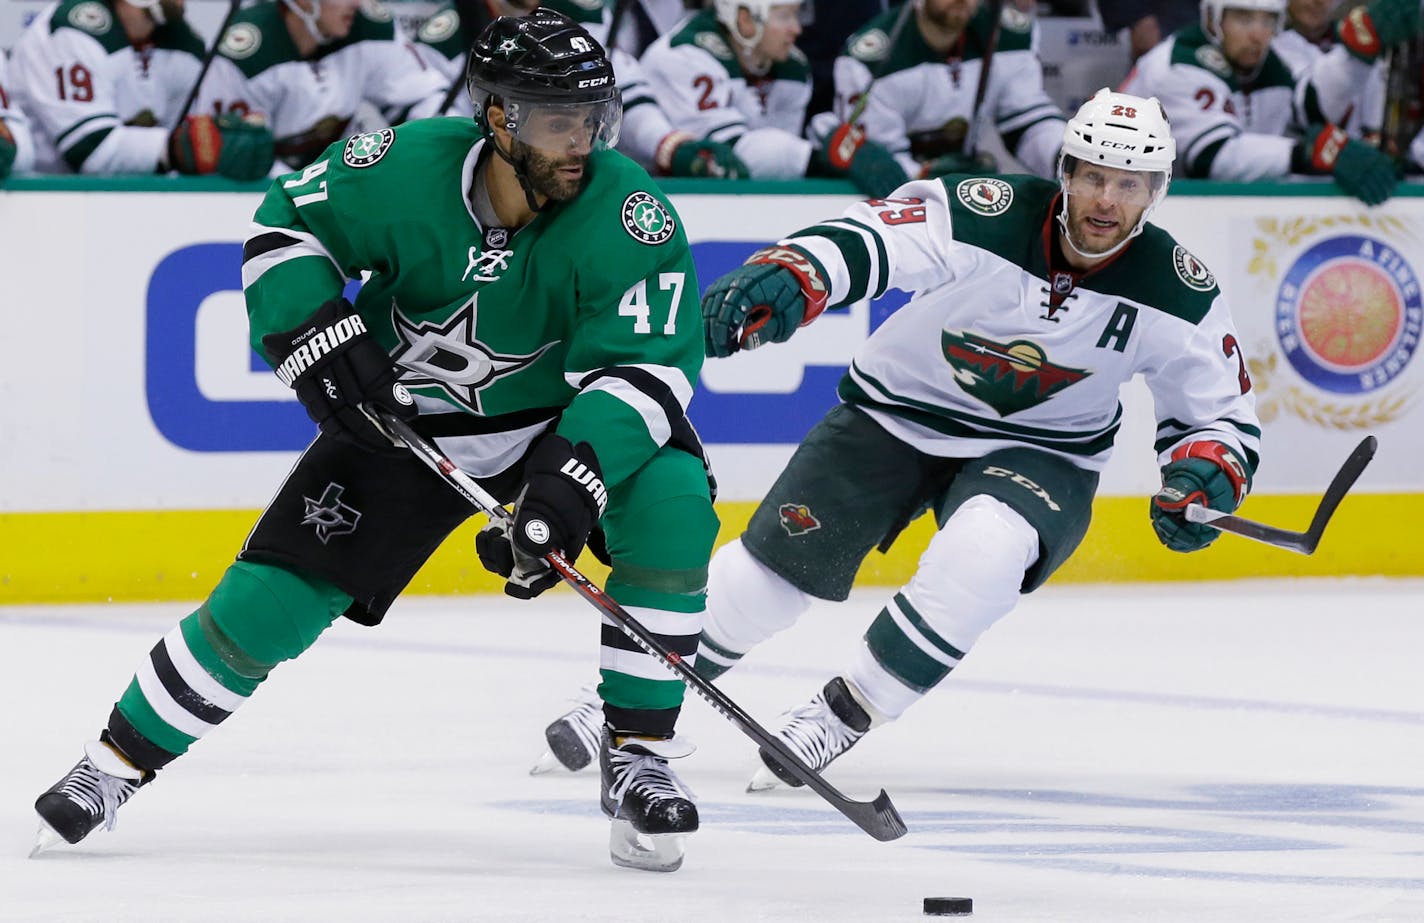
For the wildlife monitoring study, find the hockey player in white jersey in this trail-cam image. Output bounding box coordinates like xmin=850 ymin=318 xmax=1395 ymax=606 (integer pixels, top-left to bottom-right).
xmin=1120 ymin=0 xmax=1404 ymax=204
xmin=817 ymin=0 xmax=1066 ymax=181
xmin=8 ymin=0 xmax=273 ymax=177
xmin=1 ymin=52 xmax=37 ymax=180
xmin=195 ymin=0 xmax=448 ymax=171
xmin=641 ymin=0 xmax=907 ymax=194
xmin=1273 ymin=0 xmax=1386 ymax=140
xmin=538 ymin=90 xmax=1263 ymax=787
xmin=416 ymin=0 xmax=749 ymax=178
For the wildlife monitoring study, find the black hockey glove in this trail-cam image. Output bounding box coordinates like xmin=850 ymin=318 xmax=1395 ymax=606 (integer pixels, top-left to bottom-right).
xmin=260 ymin=297 xmax=416 ymax=454
xmin=475 ymin=434 xmax=607 ymax=599
xmin=701 ymin=245 xmax=830 ymax=358
xmin=1150 ymin=441 xmax=1250 ymax=553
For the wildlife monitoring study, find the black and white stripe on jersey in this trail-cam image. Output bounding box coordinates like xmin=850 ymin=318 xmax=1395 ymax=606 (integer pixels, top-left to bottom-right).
xmin=576 ymin=365 xmax=702 ymax=457
xmin=241 ymin=224 xmax=343 ymax=290
xmin=788 ymin=219 xmax=890 ymax=307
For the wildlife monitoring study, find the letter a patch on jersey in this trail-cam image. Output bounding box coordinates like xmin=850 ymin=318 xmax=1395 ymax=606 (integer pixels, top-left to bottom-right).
xmin=778 ymin=503 xmax=822 ymax=536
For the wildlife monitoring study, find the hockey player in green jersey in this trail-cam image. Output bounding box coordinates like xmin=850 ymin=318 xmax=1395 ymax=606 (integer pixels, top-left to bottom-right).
xmin=33 ymin=8 xmax=716 ymax=874
xmin=539 ymin=89 xmax=1263 ymax=791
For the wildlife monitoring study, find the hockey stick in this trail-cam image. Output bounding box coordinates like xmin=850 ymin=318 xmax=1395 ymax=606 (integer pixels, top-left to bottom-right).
xmin=1184 ymin=435 xmax=1377 ymax=555
xmin=172 ymin=0 xmax=243 ymax=129
xmin=962 ymin=0 xmax=1003 ymax=161
xmin=370 ymin=407 xmax=909 ymax=843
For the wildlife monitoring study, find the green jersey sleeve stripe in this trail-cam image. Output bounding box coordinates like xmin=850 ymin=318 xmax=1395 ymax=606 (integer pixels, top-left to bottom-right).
xmin=787 ymin=221 xmax=880 ymax=307
xmin=837 ymin=216 xmax=891 ymax=299
xmin=61 ymin=125 xmax=115 ymax=172
xmin=55 ymin=112 xmax=118 ymax=148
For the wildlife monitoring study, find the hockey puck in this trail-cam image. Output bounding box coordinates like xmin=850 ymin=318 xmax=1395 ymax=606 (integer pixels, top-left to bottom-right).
xmin=923 ymin=896 xmax=973 ymax=915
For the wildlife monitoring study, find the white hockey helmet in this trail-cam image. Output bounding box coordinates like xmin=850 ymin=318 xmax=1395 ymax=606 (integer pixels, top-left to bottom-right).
xmin=1200 ymin=0 xmax=1286 ymax=43
xmin=714 ymin=0 xmax=797 ymax=57
xmin=1056 ymin=89 xmax=1176 ymax=259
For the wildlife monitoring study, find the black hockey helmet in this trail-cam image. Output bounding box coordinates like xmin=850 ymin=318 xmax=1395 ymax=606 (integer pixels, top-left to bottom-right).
xmin=466 ymin=9 xmax=621 ymax=150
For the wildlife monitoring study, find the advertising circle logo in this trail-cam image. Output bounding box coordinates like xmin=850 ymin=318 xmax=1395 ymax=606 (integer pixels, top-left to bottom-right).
xmin=1274 ymin=234 xmax=1420 ymax=394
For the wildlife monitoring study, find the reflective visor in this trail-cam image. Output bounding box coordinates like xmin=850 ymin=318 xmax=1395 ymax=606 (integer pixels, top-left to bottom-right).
xmin=1064 ymin=163 xmax=1164 ymax=208
xmin=502 ymin=96 xmax=623 ymax=154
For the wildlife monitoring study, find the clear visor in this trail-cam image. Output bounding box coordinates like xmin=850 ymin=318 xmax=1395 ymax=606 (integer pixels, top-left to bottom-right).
xmin=503 ymin=97 xmax=623 ymax=155
xmin=1062 ymin=163 xmax=1165 ymax=209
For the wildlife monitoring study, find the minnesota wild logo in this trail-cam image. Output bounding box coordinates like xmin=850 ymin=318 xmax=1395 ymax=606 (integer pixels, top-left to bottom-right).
xmin=777 ymin=503 xmax=821 ymax=536
xmin=942 ymin=331 xmax=1090 ymax=416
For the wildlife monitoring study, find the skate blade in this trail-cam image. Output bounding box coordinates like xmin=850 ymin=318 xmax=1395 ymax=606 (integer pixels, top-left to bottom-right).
xmin=608 ymin=819 xmax=685 ymax=873
xmin=528 ymin=749 xmax=567 ymax=776
xmin=29 ymin=821 xmax=66 ymax=858
xmin=745 ymin=764 xmax=784 ymax=793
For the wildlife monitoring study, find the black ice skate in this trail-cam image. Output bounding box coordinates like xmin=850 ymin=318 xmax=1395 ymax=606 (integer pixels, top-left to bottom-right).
xmin=529 ymin=684 xmax=603 ymax=774
xmin=32 ymin=740 xmax=150 ymax=856
xmin=748 ymin=676 xmax=873 ymax=792
xmin=600 ymin=726 xmax=698 ymax=872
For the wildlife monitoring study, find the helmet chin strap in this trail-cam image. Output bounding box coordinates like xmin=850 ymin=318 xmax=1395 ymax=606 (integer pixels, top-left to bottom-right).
xmin=280 ymin=0 xmax=327 ymax=45
xmin=1055 ymin=187 xmax=1156 ymax=262
xmin=489 ymin=131 xmax=548 ymax=215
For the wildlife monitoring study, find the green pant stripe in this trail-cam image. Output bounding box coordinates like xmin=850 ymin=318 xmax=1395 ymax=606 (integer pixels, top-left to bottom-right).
xmin=864 ymin=607 xmax=954 ymax=693
xmin=893 ymin=592 xmax=967 ymax=661
xmin=605 ymin=579 xmax=706 ymax=613
xmin=607 ymin=560 xmax=708 ymax=595
xmin=598 ymin=671 xmax=684 ymax=711
xmin=697 ymin=631 xmax=743 ymax=663
xmin=116 ymin=682 xmax=199 ymax=756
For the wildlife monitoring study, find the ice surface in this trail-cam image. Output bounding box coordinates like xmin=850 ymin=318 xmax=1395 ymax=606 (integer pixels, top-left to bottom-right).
xmin=2 ymin=579 xmax=1422 ymax=922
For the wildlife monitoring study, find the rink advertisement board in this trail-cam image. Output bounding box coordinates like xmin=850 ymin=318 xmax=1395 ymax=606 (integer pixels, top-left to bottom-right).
xmin=1 ymin=178 xmax=1420 ymax=600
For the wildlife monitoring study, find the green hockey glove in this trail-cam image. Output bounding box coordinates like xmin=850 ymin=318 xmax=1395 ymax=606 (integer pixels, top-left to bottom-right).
xmin=1338 ymin=0 xmax=1420 ymax=61
xmin=168 ymin=113 xmax=274 ymax=181
xmin=701 ymin=245 xmax=829 ymax=358
xmin=815 ymin=122 xmax=910 ymax=198
xmin=669 ymin=138 xmax=749 ymax=179
xmin=0 ymin=124 xmax=15 ymax=182
xmin=1293 ymin=124 xmax=1398 ymax=205
xmin=1151 ymin=441 xmax=1251 ymax=553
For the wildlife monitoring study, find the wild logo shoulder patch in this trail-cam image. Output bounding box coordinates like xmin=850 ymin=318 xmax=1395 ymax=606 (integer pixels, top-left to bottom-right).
xmin=956 ymin=177 xmax=1013 ymax=216
xmin=417 ymin=8 xmax=458 ymax=43
xmin=621 ymin=191 xmax=676 ymax=245
xmin=359 ymin=0 xmax=393 ymax=23
xmin=344 ymin=128 xmax=395 ymax=168
xmin=1194 ymin=44 xmax=1232 ymax=80
xmin=848 ymin=28 xmax=890 ymax=62
xmin=67 ymin=1 xmax=112 ymax=35
xmin=694 ymin=30 xmax=734 ymax=61
xmin=220 ymin=22 xmax=262 ymax=59
xmin=1173 ymin=245 xmax=1216 ymax=291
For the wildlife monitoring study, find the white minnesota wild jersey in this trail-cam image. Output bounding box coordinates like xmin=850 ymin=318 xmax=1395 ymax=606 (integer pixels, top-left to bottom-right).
xmin=1 ymin=52 xmax=38 ymax=175
xmin=832 ymin=4 xmax=1064 ymax=179
xmin=641 ymin=7 xmax=812 ymax=178
xmin=1272 ymin=28 xmax=1383 ymax=137
xmin=196 ymin=0 xmax=445 ymax=170
xmin=8 ymin=0 xmax=204 ymax=173
xmin=1122 ymin=24 xmax=1306 ymax=181
xmin=783 ymin=175 xmax=1260 ymax=473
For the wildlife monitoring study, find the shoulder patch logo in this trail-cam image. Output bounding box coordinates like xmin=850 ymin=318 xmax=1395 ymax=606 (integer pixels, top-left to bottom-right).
xmin=220 ymin=22 xmax=262 ymax=59
xmin=778 ymin=503 xmax=822 ymax=536
xmin=359 ymin=0 xmax=393 ymax=23
xmin=67 ymin=1 xmax=112 ymax=35
xmin=694 ymin=30 xmax=733 ymax=60
xmin=1000 ymin=7 xmax=1033 ymax=32
xmin=956 ymin=177 xmax=1013 ymax=216
xmin=344 ymin=128 xmax=395 ymax=168
xmin=1173 ymin=245 xmax=1216 ymax=291
xmin=417 ymin=8 xmax=458 ymax=43
xmin=621 ymin=191 xmax=676 ymax=245
xmin=1194 ymin=44 xmax=1232 ymax=79
xmin=849 ymin=29 xmax=890 ymax=62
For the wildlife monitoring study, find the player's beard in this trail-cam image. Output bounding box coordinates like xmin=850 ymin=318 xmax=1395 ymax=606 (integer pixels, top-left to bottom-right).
xmin=1064 ymin=194 xmax=1137 ymax=257
xmin=922 ymin=0 xmax=977 ymax=33
xmin=514 ymin=140 xmax=590 ymax=203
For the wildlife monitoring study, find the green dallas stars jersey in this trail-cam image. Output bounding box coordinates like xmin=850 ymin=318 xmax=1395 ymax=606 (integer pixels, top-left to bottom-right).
xmin=242 ymin=117 xmax=702 ymax=488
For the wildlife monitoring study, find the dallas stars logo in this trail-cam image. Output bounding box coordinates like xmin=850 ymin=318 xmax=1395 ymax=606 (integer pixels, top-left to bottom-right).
xmin=942 ymin=331 xmax=1090 ymax=416
xmin=391 ymin=294 xmax=557 ymax=414
xmin=301 ymin=483 xmax=361 ymax=544
xmin=497 ymin=36 xmax=521 ymax=57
